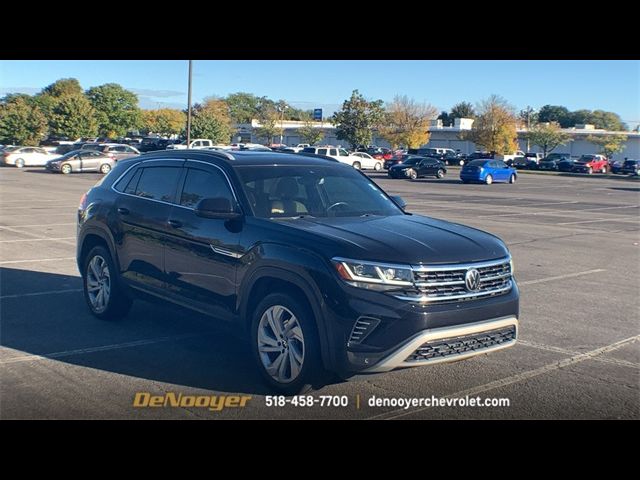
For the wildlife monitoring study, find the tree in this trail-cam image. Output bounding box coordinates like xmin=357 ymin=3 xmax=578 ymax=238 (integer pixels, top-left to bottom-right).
xmin=41 ymin=78 xmax=83 ymax=98
xmin=331 ymin=90 xmax=385 ymax=149
xmin=588 ymin=110 xmax=627 ymax=131
xmin=225 ymin=92 xmax=274 ymax=124
xmin=190 ymin=98 xmax=232 ymax=143
xmin=49 ymin=94 xmax=98 ymax=139
xmin=437 ymin=111 xmax=452 ymax=127
xmin=538 ymin=105 xmax=572 ymax=127
xmin=0 ymin=96 xmax=47 ymax=145
xmin=297 ymin=121 xmax=324 ymax=145
xmin=141 ymin=109 xmax=186 ymax=136
xmin=467 ymin=95 xmax=518 ymax=154
xmin=450 ymin=101 xmax=475 ymax=119
xmin=378 ymin=95 xmax=437 ymax=149
xmin=254 ymin=106 xmax=283 ymax=145
xmin=518 ymin=106 xmax=538 ymax=129
xmin=586 ymin=134 xmax=628 ymax=158
xmin=526 ymin=122 xmax=572 ymax=157
xmin=86 ymin=83 xmax=141 ymax=137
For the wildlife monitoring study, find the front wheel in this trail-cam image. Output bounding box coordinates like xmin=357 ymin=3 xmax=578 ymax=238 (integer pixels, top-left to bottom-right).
xmin=408 ymin=169 xmax=418 ymax=180
xmin=251 ymin=293 xmax=322 ymax=395
xmin=83 ymin=246 xmax=132 ymax=320
xmin=601 ymin=167 xmax=607 ymax=174
xmin=352 ymin=161 xmax=361 ymax=170
xmin=509 ymin=173 xmax=516 ymax=184
xmin=436 ymin=168 xmax=445 ymax=179
xmin=100 ymin=163 xmax=112 ymax=174
xmin=61 ymin=163 xmax=72 ymax=174
xmin=586 ymin=167 xmax=593 ymax=175
xmin=485 ymin=174 xmax=493 ymax=185
xmin=374 ymin=162 xmax=382 ymax=171
xmin=15 ymin=158 xmax=25 ymax=168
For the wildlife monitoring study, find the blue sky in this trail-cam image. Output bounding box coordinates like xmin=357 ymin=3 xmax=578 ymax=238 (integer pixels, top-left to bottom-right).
xmin=1 ymin=60 xmax=638 ymax=128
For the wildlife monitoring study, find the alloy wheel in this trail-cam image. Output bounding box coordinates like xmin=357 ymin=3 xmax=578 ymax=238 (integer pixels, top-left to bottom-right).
xmin=86 ymin=255 xmax=111 ymax=313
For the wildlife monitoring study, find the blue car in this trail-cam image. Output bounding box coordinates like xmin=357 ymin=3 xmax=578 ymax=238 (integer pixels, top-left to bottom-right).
xmin=460 ymin=159 xmax=517 ymax=185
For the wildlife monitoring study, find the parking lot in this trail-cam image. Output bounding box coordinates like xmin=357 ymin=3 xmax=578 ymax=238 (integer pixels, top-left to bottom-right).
xmin=0 ymin=166 xmax=638 ymax=419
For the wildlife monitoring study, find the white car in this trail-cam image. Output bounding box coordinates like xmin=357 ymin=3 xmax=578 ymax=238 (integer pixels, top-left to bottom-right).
xmin=303 ymin=146 xmax=380 ymax=170
xmin=1 ymin=146 xmax=57 ymax=168
xmin=166 ymin=139 xmax=214 ymax=150
xmin=351 ymin=152 xmax=383 ymax=170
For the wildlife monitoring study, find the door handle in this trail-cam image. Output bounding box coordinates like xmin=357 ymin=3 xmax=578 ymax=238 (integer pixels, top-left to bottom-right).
xmin=117 ymin=207 xmax=129 ymax=215
xmin=168 ymin=219 xmax=182 ymax=228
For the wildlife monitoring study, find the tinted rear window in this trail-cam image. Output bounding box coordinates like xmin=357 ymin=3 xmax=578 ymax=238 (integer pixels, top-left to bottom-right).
xmin=133 ymin=167 xmax=182 ymax=202
xmin=467 ymin=160 xmax=488 ymax=167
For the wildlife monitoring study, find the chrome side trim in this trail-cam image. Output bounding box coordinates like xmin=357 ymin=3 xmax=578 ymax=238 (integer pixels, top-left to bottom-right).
xmin=210 ymin=245 xmax=243 ymax=259
xmin=411 ymin=256 xmax=511 ymax=272
xmin=363 ymin=316 xmax=518 ymax=373
xmin=392 ymin=281 xmax=512 ymax=303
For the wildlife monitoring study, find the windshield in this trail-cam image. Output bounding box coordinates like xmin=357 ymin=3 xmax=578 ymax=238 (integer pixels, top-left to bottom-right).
xmin=236 ymin=165 xmax=404 ymax=218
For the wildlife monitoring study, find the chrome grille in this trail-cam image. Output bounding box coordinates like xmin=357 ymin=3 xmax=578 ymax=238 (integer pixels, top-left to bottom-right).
xmin=406 ymin=325 xmax=517 ymax=362
xmin=393 ymin=257 xmax=513 ymax=303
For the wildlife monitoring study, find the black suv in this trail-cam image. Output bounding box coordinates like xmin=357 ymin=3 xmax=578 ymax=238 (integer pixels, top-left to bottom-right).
xmin=387 ymin=156 xmax=447 ymax=179
xmin=77 ymin=150 xmax=519 ymax=393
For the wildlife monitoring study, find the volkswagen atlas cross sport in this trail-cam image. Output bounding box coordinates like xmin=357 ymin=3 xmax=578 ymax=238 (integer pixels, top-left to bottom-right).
xmin=77 ymin=150 xmax=519 ymax=394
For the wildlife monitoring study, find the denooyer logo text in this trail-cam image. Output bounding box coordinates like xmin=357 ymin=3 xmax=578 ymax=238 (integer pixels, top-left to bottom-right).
xmin=133 ymin=392 xmax=252 ymax=412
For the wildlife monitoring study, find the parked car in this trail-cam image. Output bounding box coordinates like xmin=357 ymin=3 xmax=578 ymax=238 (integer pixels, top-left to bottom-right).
xmin=538 ymin=153 xmax=571 ymax=171
xmin=351 ymin=152 xmax=383 ymax=170
xmin=572 ymin=154 xmax=609 ymax=174
xmin=45 ymin=150 xmax=116 ymax=174
xmin=442 ymin=151 xmax=466 ymax=166
xmin=512 ymin=156 xmax=538 ymax=170
xmin=138 ymin=137 xmax=177 ymax=152
xmin=384 ymin=151 xmax=410 ymax=169
xmin=466 ymin=151 xmax=494 ymax=161
xmin=80 ymin=143 xmax=140 ymax=161
xmin=496 ymin=150 xmax=526 ymax=164
xmin=557 ymin=157 xmax=577 ymax=172
xmin=302 ymin=146 xmax=375 ymax=170
xmin=77 ymin=149 xmax=519 ymax=393
xmin=610 ymin=159 xmax=625 ymax=174
xmin=621 ymin=159 xmax=640 ymax=175
xmin=460 ymin=159 xmax=517 ymax=184
xmin=362 ymin=147 xmax=393 ymax=160
xmin=524 ymin=152 xmax=544 ymax=165
xmin=166 ymin=138 xmax=214 ymax=150
xmin=388 ymin=156 xmax=447 ymax=180
xmin=1 ymin=146 xmax=57 ymax=168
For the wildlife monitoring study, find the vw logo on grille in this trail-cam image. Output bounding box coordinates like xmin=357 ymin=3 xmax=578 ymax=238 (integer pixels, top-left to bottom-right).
xmin=465 ymin=269 xmax=481 ymax=291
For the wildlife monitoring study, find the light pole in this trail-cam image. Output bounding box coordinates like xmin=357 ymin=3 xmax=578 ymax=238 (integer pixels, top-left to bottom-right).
xmin=278 ymin=102 xmax=288 ymax=145
xmin=186 ymin=60 xmax=193 ymax=149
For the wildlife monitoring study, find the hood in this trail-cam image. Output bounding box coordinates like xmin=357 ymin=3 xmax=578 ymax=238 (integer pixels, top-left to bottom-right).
xmin=276 ymin=214 xmax=509 ymax=265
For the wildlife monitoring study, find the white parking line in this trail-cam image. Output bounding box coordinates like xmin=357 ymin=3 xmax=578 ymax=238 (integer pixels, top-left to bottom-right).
xmin=0 ymin=332 xmax=214 ymax=365
xmin=518 ymin=340 xmax=640 ymax=369
xmin=0 ymin=257 xmax=75 ymax=265
xmin=367 ymin=334 xmax=640 ymax=420
xmin=518 ymin=269 xmax=605 ymax=286
xmin=0 ymin=288 xmax=82 ymax=299
xmin=0 ymin=223 xmax=75 ymax=228
xmin=0 ymin=237 xmax=75 ymax=243
xmin=556 ymin=218 xmax=640 ymax=225
xmin=0 ymin=212 xmax=74 ymax=217
xmin=479 ymin=204 xmax=639 ymax=219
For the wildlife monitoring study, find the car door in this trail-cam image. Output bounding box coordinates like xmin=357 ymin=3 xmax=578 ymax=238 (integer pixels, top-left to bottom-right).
xmin=113 ymin=160 xmax=184 ymax=292
xmin=419 ymin=159 xmax=437 ymax=176
xmin=495 ymin=160 xmax=510 ymax=181
xmin=163 ymin=162 xmax=243 ymax=319
xmin=33 ymin=148 xmax=50 ymax=165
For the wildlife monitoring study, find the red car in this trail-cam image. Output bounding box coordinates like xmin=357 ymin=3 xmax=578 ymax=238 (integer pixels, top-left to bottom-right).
xmin=572 ymin=154 xmax=609 ymax=174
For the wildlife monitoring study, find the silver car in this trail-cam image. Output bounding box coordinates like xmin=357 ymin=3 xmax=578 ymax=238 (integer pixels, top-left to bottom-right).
xmin=45 ymin=150 xmax=116 ymax=174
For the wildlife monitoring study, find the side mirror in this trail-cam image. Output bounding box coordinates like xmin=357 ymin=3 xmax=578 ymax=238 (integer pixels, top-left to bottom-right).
xmin=195 ymin=197 xmax=242 ymax=220
xmin=391 ymin=195 xmax=407 ymax=210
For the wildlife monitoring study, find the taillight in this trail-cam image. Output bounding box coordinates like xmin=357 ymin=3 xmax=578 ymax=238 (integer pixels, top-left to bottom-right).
xmin=79 ymin=192 xmax=88 ymax=211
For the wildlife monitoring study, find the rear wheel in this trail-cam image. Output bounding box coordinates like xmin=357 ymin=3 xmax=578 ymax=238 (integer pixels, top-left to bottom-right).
xmin=509 ymin=173 xmax=516 ymax=184
xmin=408 ymin=169 xmax=418 ymax=180
xmin=15 ymin=158 xmax=25 ymax=168
xmin=601 ymin=166 xmax=607 ymax=174
xmin=61 ymin=163 xmax=72 ymax=174
xmin=83 ymin=245 xmax=132 ymax=320
xmin=436 ymin=168 xmax=445 ymax=179
xmin=100 ymin=163 xmax=112 ymax=174
xmin=374 ymin=162 xmax=382 ymax=171
xmin=251 ymin=292 xmax=322 ymax=395
xmin=586 ymin=167 xmax=593 ymax=175
xmin=485 ymin=174 xmax=493 ymax=185
xmin=352 ymin=161 xmax=361 ymax=170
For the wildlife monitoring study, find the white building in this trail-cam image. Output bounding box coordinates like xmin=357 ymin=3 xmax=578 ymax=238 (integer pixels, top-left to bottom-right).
xmin=235 ymin=118 xmax=639 ymax=160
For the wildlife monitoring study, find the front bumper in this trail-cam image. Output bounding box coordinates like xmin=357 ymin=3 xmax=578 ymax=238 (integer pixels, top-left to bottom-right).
xmin=363 ymin=316 xmax=518 ymax=372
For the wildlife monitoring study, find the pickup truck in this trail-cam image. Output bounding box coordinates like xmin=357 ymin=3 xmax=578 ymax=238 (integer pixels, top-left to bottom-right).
xmin=166 ymin=139 xmax=214 ymax=150
xmin=495 ymin=151 xmax=525 ymax=164
xmin=284 ymin=143 xmax=311 ymax=153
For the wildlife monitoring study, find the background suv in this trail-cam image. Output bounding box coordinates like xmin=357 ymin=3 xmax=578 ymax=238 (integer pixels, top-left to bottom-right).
xmin=77 ymin=150 xmax=519 ymax=394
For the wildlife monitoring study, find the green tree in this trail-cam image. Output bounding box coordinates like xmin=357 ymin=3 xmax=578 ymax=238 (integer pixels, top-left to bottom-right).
xmin=86 ymin=83 xmax=141 ymax=137
xmin=225 ymin=92 xmax=274 ymax=124
xmin=588 ymin=110 xmax=627 ymax=131
xmin=254 ymin=106 xmax=283 ymax=145
xmin=0 ymin=96 xmax=48 ymax=145
xmin=42 ymin=78 xmax=83 ymax=98
xmin=467 ymin=95 xmax=518 ymax=155
xmin=538 ymin=105 xmax=572 ymax=127
xmin=331 ymin=90 xmax=385 ymax=149
xmin=450 ymin=101 xmax=475 ymax=119
xmin=586 ymin=134 xmax=628 ymax=158
xmin=297 ymin=121 xmax=324 ymax=145
xmin=518 ymin=106 xmax=538 ymax=128
xmin=437 ymin=111 xmax=452 ymax=127
xmin=379 ymin=95 xmax=437 ymax=149
xmin=142 ymin=109 xmax=186 ymax=136
xmin=190 ymin=99 xmax=232 ymax=143
xmin=526 ymin=122 xmax=572 ymax=157
xmin=49 ymin=94 xmax=98 ymax=139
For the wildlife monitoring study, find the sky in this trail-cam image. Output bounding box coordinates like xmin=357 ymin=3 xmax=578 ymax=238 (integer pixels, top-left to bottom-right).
xmin=1 ymin=60 xmax=639 ymax=128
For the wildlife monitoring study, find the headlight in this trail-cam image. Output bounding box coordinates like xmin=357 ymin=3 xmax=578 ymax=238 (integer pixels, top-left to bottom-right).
xmin=333 ymin=257 xmax=414 ymax=290
xmin=509 ymin=257 xmax=514 ymax=275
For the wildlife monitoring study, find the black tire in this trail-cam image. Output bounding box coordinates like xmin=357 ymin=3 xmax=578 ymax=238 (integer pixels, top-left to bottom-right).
xmin=436 ymin=168 xmax=445 ymax=179
xmin=408 ymin=169 xmax=418 ymax=180
xmin=461 ymin=179 xmax=469 ymax=184
xmin=82 ymin=245 xmax=132 ymax=321
xmin=61 ymin=163 xmax=72 ymax=174
xmin=15 ymin=158 xmax=25 ymax=168
xmin=509 ymin=173 xmax=516 ymax=184
xmin=100 ymin=163 xmax=112 ymax=174
xmin=352 ymin=161 xmax=361 ymax=170
xmin=485 ymin=174 xmax=493 ymax=185
xmin=586 ymin=167 xmax=593 ymax=175
xmin=250 ymin=292 xmax=323 ymax=395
